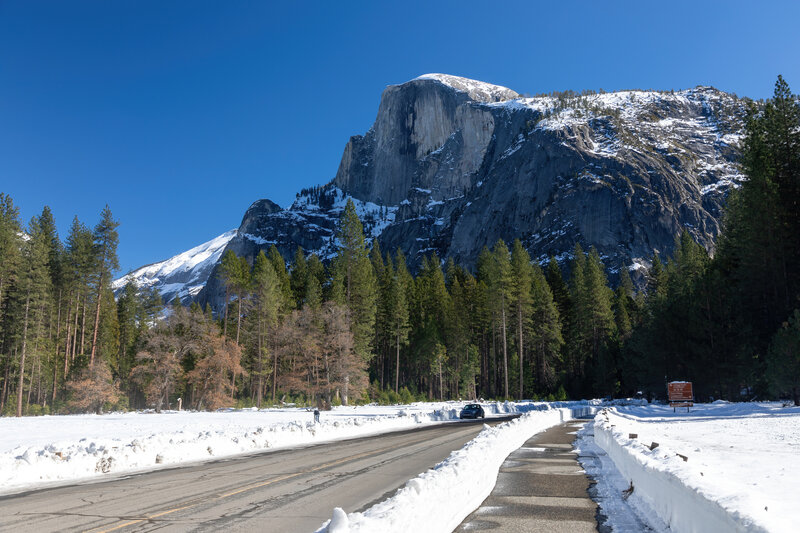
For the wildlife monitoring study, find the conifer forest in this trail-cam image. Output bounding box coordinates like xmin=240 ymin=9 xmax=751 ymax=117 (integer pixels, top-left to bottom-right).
xmin=1 ymin=77 xmax=799 ymax=416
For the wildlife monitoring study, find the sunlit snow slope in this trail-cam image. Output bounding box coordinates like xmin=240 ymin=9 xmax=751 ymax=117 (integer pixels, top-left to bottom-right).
xmin=112 ymin=229 xmax=236 ymax=304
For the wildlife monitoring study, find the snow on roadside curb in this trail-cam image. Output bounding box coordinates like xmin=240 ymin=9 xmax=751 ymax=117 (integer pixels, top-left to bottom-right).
xmin=592 ymin=406 xmax=788 ymax=533
xmin=317 ymin=404 xmax=596 ymax=533
xmin=574 ymin=422 xmax=670 ymax=532
xmin=0 ymin=400 xmax=576 ymax=495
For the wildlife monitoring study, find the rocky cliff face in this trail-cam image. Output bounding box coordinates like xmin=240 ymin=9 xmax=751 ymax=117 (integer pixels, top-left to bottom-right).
xmin=117 ymin=74 xmax=748 ymax=310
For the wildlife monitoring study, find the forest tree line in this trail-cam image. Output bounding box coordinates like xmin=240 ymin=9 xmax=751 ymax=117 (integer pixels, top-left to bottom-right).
xmin=1 ymin=76 xmax=798 ymax=416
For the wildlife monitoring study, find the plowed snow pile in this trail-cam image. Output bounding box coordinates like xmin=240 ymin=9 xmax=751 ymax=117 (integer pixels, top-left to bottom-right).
xmin=594 ymin=402 xmax=800 ymax=533
xmin=0 ymin=400 xmax=579 ymax=495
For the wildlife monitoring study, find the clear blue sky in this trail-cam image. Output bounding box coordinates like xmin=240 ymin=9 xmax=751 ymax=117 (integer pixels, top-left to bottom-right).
xmin=2 ymin=1 xmax=798 ymax=274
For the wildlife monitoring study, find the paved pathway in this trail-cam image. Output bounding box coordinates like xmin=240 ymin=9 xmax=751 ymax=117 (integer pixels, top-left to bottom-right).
xmin=456 ymin=420 xmax=598 ymax=532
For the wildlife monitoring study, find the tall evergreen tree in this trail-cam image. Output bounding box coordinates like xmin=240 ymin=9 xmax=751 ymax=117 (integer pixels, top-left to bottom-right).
xmin=0 ymin=194 xmax=22 ymax=412
xmin=389 ymin=251 xmax=411 ymax=392
xmin=289 ymin=247 xmax=308 ymax=309
xmin=766 ymin=309 xmax=800 ymax=405
xmin=510 ymin=240 xmax=533 ymax=399
xmin=13 ymin=216 xmax=52 ymax=416
xmin=484 ymin=240 xmax=512 ymax=399
xmin=530 ymin=264 xmax=563 ymax=394
xmin=250 ymin=251 xmax=280 ymax=407
xmin=331 ymin=199 xmax=377 ymax=364
xmin=218 ymin=250 xmax=237 ymax=338
xmin=61 ymin=217 xmax=94 ymax=389
xmin=89 ymin=206 xmax=119 ymax=368
xmin=584 ymin=248 xmax=617 ymax=394
xmin=567 ymin=244 xmax=589 ymax=389
xmin=116 ymin=281 xmax=141 ymax=397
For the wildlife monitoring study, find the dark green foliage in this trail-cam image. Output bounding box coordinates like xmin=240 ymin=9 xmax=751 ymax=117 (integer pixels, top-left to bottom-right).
xmin=766 ymin=310 xmax=800 ymax=405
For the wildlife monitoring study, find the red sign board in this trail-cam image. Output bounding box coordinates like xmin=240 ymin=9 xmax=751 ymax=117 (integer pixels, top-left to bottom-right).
xmin=668 ymin=382 xmax=693 ymax=402
xmin=668 ymin=381 xmax=694 ymax=411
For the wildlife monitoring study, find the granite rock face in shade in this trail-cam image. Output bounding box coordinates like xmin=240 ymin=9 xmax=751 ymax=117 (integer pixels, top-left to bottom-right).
xmin=118 ymin=74 xmax=748 ymax=310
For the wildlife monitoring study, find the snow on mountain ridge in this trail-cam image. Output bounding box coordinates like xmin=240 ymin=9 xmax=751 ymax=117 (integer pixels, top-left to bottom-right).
xmin=113 ymin=229 xmax=237 ymax=303
xmin=414 ymin=73 xmax=519 ymax=102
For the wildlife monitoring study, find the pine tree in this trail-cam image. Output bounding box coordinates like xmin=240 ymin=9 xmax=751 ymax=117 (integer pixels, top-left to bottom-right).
xmin=233 ymin=255 xmax=250 ymax=345
xmin=289 ymin=247 xmax=308 ymax=308
xmin=218 ymin=250 xmax=237 ymax=338
xmin=267 ymin=245 xmax=293 ymax=313
xmin=449 ymin=268 xmax=481 ymax=398
xmin=494 ymin=241 xmax=512 ymax=399
xmin=370 ymin=241 xmax=389 ymax=385
xmin=646 ymin=253 xmax=668 ymax=300
xmin=37 ymin=206 xmax=65 ymax=406
xmin=766 ymin=309 xmax=800 ymax=405
xmin=567 ymin=244 xmax=589 ymax=388
xmin=475 ymin=246 xmax=496 ymax=396
xmin=530 ymin=264 xmax=563 ymax=394
xmin=14 ymin=216 xmax=53 ymax=416
xmin=61 ymin=217 xmax=93 ymax=390
xmin=584 ymin=248 xmax=616 ymax=395
xmin=415 ymin=255 xmax=451 ymax=398
xmin=331 ymin=199 xmax=376 ymax=363
xmin=545 ymin=256 xmax=571 ymax=329
xmin=510 ymin=240 xmax=533 ymax=399
xmin=116 ymin=281 xmax=141 ymax=397
xmin=218 ymin=250 xmax=252 ymax=343
xmin=0 ymin=194 xmax=22 ymax=412
xmin=389 ymin=251 xmax=411 ymax=392
xmin=251 ymin=251 xmax=280 ymax=407
xmin=89 ymin=206 xmax=119 ymax=368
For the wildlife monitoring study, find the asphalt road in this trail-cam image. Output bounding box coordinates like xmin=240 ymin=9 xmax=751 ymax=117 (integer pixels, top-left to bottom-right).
xmin=0 ymin=415 xmax=516 ymax=533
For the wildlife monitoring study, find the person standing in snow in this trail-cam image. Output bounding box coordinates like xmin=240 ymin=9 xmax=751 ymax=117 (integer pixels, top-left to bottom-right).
xmin=314 ymin=408 xmax=320 ymax=423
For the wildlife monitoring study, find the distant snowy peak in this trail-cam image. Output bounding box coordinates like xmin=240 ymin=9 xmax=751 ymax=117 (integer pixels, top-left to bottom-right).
xmin=413 ymin=73 xmax=519 ymax=102
xmin=112 ymin=229 xmax=237 ymax=304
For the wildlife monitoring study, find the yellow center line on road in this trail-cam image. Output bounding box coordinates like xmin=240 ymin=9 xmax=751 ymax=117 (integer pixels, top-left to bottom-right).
xmin=86 ymin=430 xmax=445 ymax=533
xmin=87 ymin=504 xmax=196 ymax=533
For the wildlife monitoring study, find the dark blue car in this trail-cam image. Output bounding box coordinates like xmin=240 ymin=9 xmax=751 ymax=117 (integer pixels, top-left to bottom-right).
xmin=459 ymin=403 xmax=485 ymax=419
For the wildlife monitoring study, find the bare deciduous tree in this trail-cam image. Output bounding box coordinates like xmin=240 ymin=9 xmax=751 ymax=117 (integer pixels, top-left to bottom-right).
xmin=66 ymin=362 xmax=120 ymax=414
xmin=188 ymin=334 xmax=244 ymax=410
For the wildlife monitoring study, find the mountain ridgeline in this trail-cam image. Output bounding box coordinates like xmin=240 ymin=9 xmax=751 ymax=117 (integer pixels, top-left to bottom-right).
xmin=118 ymin=74 xmax=748 ymax=311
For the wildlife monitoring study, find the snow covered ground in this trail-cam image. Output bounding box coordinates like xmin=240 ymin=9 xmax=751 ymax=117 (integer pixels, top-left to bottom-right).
xmin=0 ymin=400 xmax=574 ymax=496
xmin=593 ymin=402 xmax=800 ymax=533
xmin=4 ymin=400 xmax=795 ymax=533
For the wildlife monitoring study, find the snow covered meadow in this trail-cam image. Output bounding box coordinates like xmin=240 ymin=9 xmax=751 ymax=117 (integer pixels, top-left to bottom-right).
xmin=593 ymin=402 xmax=800 ymax=533
xmin=0 ymin=399 xmax=573 ymax=496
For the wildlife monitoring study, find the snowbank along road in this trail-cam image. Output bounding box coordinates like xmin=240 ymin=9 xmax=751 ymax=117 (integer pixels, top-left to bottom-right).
xmin=0 ymin=416 xmax=515 ymax=532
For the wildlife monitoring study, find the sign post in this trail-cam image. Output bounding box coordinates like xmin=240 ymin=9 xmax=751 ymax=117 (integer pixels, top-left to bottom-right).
xmin=667 ymin=381 xmax=694 ymax=412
